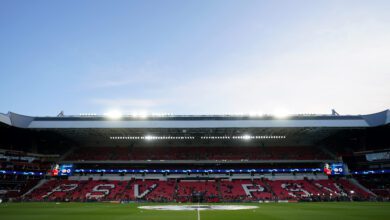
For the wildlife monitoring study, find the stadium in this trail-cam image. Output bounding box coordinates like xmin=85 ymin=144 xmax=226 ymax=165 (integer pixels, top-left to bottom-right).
xmin=2 ymin=1 xmax=390 ymax=220
xmin=0 ymin=110 xmax=389 ymax=219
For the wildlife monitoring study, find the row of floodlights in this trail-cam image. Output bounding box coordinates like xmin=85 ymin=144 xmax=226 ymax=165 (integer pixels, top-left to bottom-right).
xmin=110 ymin=136 xmax=195 ymax=140
xmin=201 ymin=135 xmax=286 ymax=140
xmin=110 ymin=135 xmax=286 ymax=140
xmin=79 ymin=113 xmax=97 ymax=116
xmin=79 ymin=109 xmax=294 ymax=119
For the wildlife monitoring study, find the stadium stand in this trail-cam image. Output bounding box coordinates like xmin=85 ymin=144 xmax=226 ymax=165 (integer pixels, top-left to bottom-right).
xmin=0 ymin=111 xmax=389 ymax=203
xmin=0 ymin=174 xmax=40 ymax=199
xmin=354 ymin=175 xmax=390 ymax=199
xmin=22 ymin=177 xmax=372 ymax=202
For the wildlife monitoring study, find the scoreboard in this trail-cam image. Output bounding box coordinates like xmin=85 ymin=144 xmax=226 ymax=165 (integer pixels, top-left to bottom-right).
xmin=324 ymin=163 xmax=345 ymax=175
xmin=52 ymin=164 xmax=74 ymax=176
xmin=59 ymin=164 xmax=74 ymax=176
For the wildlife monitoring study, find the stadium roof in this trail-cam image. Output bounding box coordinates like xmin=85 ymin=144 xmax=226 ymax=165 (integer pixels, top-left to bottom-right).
xmin=1 ymin=110 xmax=389 ymax=129
xmin=0 ymin=110 xmax=388 ymax=146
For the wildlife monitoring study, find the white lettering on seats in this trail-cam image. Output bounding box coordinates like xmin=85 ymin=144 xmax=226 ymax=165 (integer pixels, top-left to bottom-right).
xmin=134 ymin=184 xmax=157 ymax=198
xmin=333 ymin=183 xmax=347 ymax=196
xmin=241 ymin=184 xmax=265 ymax=197
xmin=315 ymin=183 xmax=340 ymax=195
xmin=85 ymin=184 xmax=115 ymax=199
xmin=281 ymin=183 xmax=310 ymax=197
xmin=43 ymin=184 xmax=78 ymax=198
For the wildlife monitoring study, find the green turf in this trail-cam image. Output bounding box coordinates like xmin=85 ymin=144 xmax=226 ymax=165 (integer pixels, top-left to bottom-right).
xmin=0 ymin=202 xmax=389 ymax=220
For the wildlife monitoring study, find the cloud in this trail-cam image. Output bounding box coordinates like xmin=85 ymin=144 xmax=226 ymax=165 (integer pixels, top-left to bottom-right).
xmin=157 ymin=12 xmax=390 ymax=115
xmin=85 ymin=5 xmax=390 ymax=115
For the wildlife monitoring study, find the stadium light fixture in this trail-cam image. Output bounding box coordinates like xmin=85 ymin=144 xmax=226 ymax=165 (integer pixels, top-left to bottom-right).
xmin=110 ymin=135 xmax=196 ymax=141
xmin=273 ymin=108 xmax=290 ymax=119
xmin=130 ymin=111 xmax=149 ymax=119
xmin=201 ymin=135 xmax=285 ymax=140
xmin=242 ymin=135 xmax=251 ymax=140
xmin=104 ymin=110 xmax=123 ymax=120
xmin=111 ymin=135 xmax=284 ymax=141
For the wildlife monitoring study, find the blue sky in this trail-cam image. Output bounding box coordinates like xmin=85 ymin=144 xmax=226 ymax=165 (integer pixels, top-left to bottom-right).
xmin=1 ymin=0 xmax=389 ymax=116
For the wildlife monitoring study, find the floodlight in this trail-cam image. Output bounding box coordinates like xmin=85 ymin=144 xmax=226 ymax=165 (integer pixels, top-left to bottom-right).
xmin=104 ymin=110 xmax=122 ymax=120
xmin=145 ymin=135 xmax=153 ymax=140
xmin=242 ymin=135 xmax=251 ymax=140
xmin=132 ymin=111 xmax=148 ymax=119
xmin=273 ymin=108 xmax=290 ymax=119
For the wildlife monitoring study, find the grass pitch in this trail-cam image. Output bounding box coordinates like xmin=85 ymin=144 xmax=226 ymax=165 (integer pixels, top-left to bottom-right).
xmin=0 ymin=202 xmax=389 ymax=220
